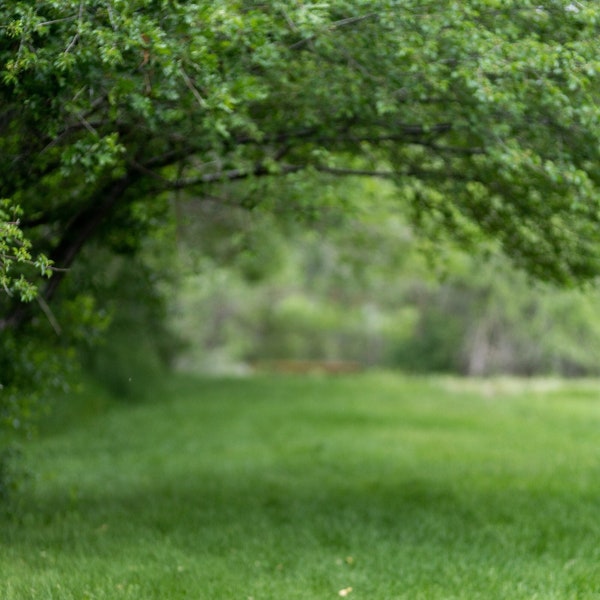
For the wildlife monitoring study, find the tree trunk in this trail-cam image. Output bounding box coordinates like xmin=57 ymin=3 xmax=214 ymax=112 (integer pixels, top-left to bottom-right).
xmin=0 ymin=172 xmax=139 ymax=333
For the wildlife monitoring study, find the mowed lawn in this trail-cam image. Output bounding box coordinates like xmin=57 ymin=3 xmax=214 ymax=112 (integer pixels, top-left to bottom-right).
xmin=3 ymin=374 xmax=600 ymax=599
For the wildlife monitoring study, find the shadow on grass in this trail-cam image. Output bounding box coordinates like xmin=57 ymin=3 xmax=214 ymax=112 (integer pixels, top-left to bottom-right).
xmin=6 ymin=463 xmax=596 ymax=565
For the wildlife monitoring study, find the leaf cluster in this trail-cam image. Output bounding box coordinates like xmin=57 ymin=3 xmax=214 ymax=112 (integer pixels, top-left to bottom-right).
xmin=0 ymin=200 xmax=52 ymax=302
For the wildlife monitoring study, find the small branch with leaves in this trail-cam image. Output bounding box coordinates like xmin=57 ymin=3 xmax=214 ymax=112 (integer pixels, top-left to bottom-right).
xmin=0 ymin=201 xmax=56 ymax=302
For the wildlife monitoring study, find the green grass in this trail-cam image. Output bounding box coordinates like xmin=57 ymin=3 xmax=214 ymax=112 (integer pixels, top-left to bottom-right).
xmin=3 ymin=373 xmax=600 ymax=599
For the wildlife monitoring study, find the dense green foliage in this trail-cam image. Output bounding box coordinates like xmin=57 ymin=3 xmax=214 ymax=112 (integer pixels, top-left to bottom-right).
xmin=3 ymin=374 xmax=600 ymax=598
xmin=2 ymin=0 xmax=600 ymax=317
xmin=3 ymin=1 xmax=600 ymax=296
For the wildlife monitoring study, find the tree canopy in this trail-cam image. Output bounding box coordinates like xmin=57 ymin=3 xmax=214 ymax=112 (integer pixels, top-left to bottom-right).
xmin=3 ymin=1 xmax=600 ymax=303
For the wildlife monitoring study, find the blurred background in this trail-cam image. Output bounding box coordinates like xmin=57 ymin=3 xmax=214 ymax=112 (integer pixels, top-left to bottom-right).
xmin=77 ymin=172 xmax=600 ymax=400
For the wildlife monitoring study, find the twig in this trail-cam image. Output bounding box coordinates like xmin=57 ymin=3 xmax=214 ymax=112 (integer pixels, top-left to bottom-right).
xmin=289 ymin=12 xmax=379 ymax=50
xmin=64 ymin=1 xmax=84 ymax=54
xmin=312 ymin=165 xmax=397 ymax=178
xmin=37 ymin=16 xmax=78 ymax=27
xmin=180 ymin=67 xmax=207 ymax=108
xmin=64 ymin=33 xmax=79 ymax=54
xmin=76 ymin=111 xmax=98 ymax=136
xmin=36 ymin=295 xmax=62 ymax=335
xmin=0 ymin=253 xmax=68 ymax=272
xmin=281 ymin=9 xmax=299 ymax=32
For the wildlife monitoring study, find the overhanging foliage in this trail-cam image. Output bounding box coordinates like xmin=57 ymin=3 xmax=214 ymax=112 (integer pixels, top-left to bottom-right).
xmin=1 ymin=0 xmax=600 ymax=315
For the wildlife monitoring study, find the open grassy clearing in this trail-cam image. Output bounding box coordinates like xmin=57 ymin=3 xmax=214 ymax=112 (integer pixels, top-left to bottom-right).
xmin=2 ymin=373 xmax=600 ymax=599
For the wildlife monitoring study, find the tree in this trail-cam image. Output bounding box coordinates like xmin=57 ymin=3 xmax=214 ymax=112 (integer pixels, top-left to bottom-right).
xmin=2 ymin=1 xmax=600 ymax=453
xmin=170 ymin=173 xmax=600 ymax=378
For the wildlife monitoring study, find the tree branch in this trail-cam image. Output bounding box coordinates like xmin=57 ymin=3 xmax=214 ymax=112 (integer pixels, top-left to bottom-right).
xmin=42 ymin=172 xmax=140 ymax=303
xmin=289 ymin=13 xmax=379 ymax=49
xmin=0 ymin=171 xmax=141 ymax=332
xmin=152 ymin=162 xmax=422 ymax=192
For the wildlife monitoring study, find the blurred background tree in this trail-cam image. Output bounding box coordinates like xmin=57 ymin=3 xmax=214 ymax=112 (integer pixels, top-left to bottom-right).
xmin=171 ymin=174 xmax=600 ymax=377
